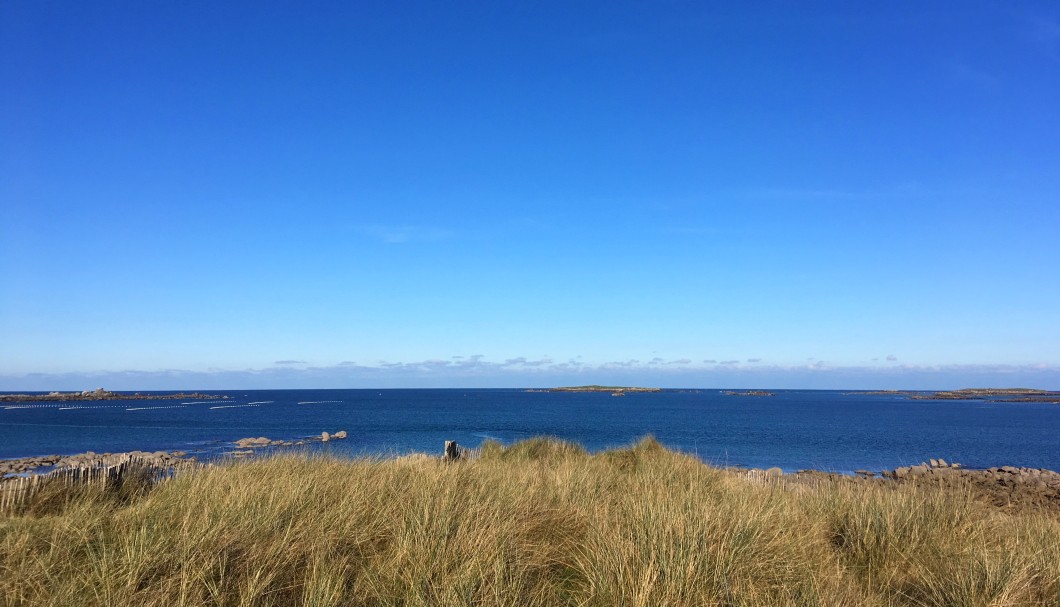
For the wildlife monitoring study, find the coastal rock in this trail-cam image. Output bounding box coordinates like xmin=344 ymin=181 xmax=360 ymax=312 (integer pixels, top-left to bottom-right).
xmin=321 ymin=432 xmax=330 ymax=442
xmin=764 ymin=467 xmax=783 ymax=477
xmin=234 ymin=437 xmax=272 ymax=448
xmin=1 ymin=448 xmax=191 ymax=478
xmin=880 ymin=462 xmax=1060 ymax=515
xmin=332 ymin=430 xmax=347 ymax=439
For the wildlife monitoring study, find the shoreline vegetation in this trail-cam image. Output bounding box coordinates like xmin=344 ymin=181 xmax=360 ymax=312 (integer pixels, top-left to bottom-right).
xmin=1 ymin=437 xmax=1058 ymax=606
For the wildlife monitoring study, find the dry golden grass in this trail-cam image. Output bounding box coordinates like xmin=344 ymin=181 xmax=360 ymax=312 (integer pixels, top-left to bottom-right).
xmin=2 ymin=437 xmax=1058 ymax=606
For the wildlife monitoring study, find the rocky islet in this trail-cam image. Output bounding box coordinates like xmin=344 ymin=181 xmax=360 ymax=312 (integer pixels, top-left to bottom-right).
xmin=225 ymin=430 xmax=348 ymax=456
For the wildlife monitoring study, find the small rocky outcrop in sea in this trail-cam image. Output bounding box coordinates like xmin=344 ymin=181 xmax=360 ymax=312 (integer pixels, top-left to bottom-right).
xmin=226 ymin=431 xmax=349 ymax=456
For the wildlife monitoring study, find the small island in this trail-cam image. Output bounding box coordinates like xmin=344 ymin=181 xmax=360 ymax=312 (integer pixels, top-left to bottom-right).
xmin=852 ymin=388 xmax=1060 ymax=403
xmin=0 ymin=388 xmax=228 ymax=403
xmin=544 ymin=385 xmax=662 ymax=394
xmin=722 ymin=390 xmax=775 ymax=397
xmin=910 ymin=388 xmax=1060 ymax=402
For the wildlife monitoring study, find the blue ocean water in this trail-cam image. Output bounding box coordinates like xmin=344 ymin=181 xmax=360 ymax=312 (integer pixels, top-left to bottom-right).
xmin=1 ymin=389 xmax=1058 ymax=473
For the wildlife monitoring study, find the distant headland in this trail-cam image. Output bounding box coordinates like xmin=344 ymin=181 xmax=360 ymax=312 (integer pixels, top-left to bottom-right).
xmin=855 ymin=388 xmax=1060 ymax=403
xmin=0 ymin=388 xmax=228 ymax=403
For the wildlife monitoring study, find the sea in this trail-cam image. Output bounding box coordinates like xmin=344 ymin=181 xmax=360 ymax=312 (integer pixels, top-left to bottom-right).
xmin=1 ymin=389 xmax=1058 ymax=473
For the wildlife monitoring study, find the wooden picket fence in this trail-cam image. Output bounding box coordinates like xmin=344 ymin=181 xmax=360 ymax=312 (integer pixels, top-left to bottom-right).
xmin=3 ymin=440 xmax=481 ymax=513
xmin=737 ymin=468 xmax=835 ymax=491
xmin=0 ymin=456 xmax=201 ymax=515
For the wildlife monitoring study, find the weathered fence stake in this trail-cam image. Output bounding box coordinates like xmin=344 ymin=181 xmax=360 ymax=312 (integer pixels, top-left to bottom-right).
xmin=443 ymin=440 xmax=460 ymax=462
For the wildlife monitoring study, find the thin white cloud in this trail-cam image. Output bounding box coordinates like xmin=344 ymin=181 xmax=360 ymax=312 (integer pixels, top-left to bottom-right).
xmin=602 ymin=359 xmax=640 ymax=368
xmin=3 ymin=360 xmax=1058 ymax=391
xmin=360 ymin=225 xmax=455 ymax=244
xmin=729 ymin=186 xmax=878 ymax=202
xmin=504 ymin=357 xmax=554 ymax=367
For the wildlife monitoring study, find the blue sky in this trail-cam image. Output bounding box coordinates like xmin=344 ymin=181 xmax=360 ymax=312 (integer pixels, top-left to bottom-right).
xmin=2 ymin=1 xmax=1059 ymax=389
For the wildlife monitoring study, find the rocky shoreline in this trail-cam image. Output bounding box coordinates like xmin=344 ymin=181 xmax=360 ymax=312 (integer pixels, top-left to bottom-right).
xmin=0 ymin=450 xmax=193 ymax=476
xmin=0 ymin=388 xmax=227 ymax=403
xmin=776 ymin=459 xmax=1060 ymax=514
xmin=0 ymin=430 xmax=349 ymax=478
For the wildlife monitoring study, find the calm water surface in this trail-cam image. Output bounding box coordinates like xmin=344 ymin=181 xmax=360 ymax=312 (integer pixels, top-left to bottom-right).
xmin=2 ymin=389 xmax=1057 ymax=473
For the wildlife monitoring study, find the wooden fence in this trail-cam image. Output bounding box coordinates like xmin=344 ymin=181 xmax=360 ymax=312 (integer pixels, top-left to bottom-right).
xmin=737 ymin=468 xmax=834 ymax=491
xmin=0 ymin=456 xmax=200 ymax=515
xmin=4 ymin=440 xmax=476 ymax=513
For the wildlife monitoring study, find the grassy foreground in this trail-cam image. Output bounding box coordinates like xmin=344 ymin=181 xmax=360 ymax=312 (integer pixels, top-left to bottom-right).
xmin=2 ymin=438 xmax=1059 ymax=607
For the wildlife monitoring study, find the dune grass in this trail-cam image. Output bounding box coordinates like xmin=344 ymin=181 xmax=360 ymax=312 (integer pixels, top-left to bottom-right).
xmin=1 ymin=437 xmax=1058 ymax=606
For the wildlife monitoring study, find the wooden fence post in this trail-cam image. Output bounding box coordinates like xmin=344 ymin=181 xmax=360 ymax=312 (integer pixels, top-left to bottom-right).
xmin=444 ymin=441 xmax=460 ymax=462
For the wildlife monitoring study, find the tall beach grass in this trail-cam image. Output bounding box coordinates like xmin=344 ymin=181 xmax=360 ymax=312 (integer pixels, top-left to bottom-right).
xmin=2 ymin=437 xmax=1058 ymax=606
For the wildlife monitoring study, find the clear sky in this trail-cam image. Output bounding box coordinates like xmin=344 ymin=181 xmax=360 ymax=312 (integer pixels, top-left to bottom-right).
xmin=2 ymin=1 xmax=1059 ymax=390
